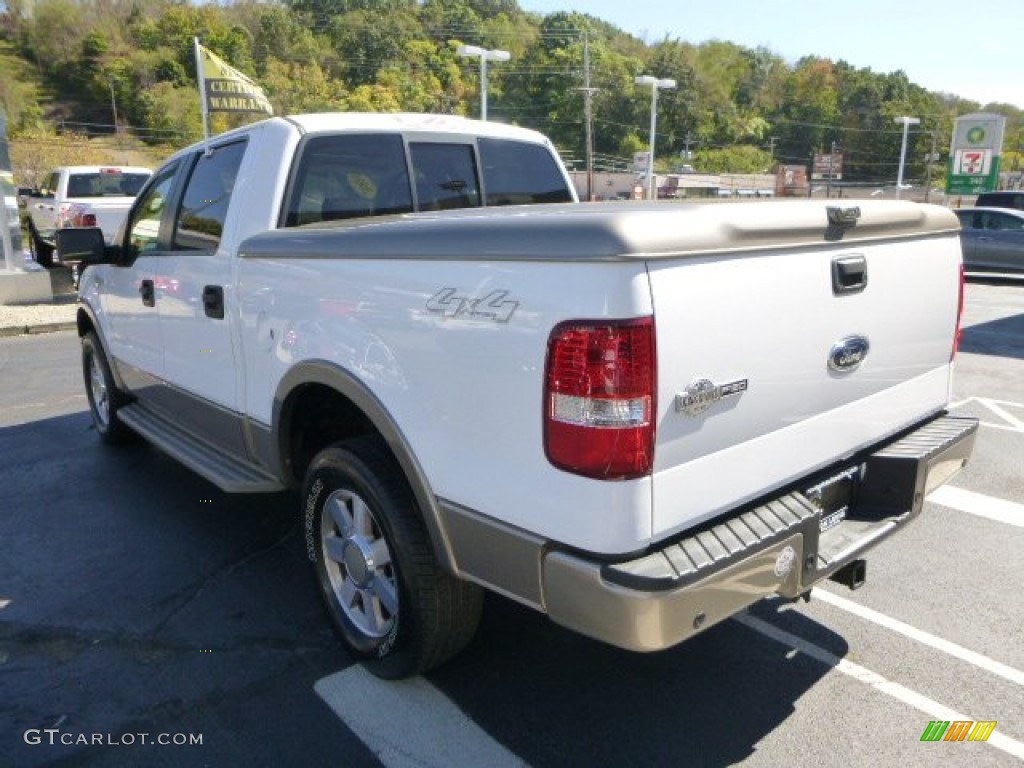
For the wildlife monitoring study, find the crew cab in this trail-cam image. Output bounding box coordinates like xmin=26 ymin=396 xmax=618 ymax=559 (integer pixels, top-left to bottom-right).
xmin=57 ymin=113 xmax=977 ymax=679
xmin=23 ymin=165 xmax=151 ymax=267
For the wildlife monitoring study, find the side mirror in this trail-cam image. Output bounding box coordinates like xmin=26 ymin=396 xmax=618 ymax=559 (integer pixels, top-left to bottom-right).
xmin=55 ymin=227 xmax=118 ymax=266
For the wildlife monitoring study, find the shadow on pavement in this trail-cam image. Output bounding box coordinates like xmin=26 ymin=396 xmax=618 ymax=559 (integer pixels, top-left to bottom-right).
xmin=960 ymin=310 xmax=1024 ymax=361
xmin=430 ymin=593 xmax=844 ymax=768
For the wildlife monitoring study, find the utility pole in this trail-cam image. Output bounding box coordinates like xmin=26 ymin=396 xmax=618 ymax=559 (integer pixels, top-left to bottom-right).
xmin=827 ymin=140 xmax=837 ymax=199
xmin=768 ymin=136 xmax=777 ymax=165
xmin=924 ymin=130 xmax=938 ymax=202
xmin=682 ymin=132 xmax=697 ymax=160
xmin=109 ymin=80 xmax=118 ymax=133
xmin=580 ymin=33 xmax=598 ymax=202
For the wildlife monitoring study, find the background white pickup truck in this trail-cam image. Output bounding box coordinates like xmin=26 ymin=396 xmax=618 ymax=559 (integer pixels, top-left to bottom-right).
xmin=57 ymin=113 xmax=977 ymax=679
xmin=23 ymin=165 xmax=151 ymax=267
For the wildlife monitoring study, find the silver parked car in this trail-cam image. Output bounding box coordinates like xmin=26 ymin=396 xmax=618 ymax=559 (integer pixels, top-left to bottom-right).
xmin=953 ymin=207 xmax=1024 ymax=276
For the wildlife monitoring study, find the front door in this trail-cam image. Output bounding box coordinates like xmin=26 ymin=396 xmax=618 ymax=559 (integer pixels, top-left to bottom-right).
xmin=98 ymin=163 xmax=180 ymax=396
xmin=154 ymin=140 xmax=248 ymax=455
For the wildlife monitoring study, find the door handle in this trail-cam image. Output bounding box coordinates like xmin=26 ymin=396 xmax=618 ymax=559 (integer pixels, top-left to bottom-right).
xmin=139 ymin=279 xmax=155 ymax=307
xmin=203 ymin=285 xmax=224 ymax=319
xmin=832 ymin=254 xmax=867 ymax=295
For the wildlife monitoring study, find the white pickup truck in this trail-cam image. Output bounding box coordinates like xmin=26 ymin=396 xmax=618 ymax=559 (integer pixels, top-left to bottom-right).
xmin=23 ymin=165 xmax=151 ymax=267
xmin=57 ymin=113 xmax=977 ymax=679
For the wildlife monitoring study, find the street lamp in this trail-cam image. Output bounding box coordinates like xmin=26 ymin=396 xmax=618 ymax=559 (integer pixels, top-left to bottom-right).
xmin=635 ymin=75 xmax=676 ymax=200
xmin=894 ymin=115 xmax=920 ymax=199
xmin=457 ymin=45 xmax=511 ymax=121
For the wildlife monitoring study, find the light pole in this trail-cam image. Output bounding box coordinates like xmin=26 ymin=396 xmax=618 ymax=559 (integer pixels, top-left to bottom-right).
xmin=894 ymin=115 xmax=920 ymax=199
xmin=635 ymin=75 xmax=676 ymax=200
xmin=457 ymin=45 xmax=511 ymax=121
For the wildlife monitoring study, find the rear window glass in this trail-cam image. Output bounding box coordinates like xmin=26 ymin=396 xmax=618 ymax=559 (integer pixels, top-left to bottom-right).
xmin=409 ymin=143 xmax=481 ymax=211
xmin=283 ymin=134 xmax=413 ymax=227
xmin=281 ymin=132 xmax=571 ymax=227
xmin=478 ymin=138 xmax=573 ymax=205
xmin=67 ymin=172 xmax=150 ymax=198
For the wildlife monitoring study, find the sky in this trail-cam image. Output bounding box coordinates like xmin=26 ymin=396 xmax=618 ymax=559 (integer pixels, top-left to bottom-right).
xmin=518 ymin=0 xmax=1024 ymax=110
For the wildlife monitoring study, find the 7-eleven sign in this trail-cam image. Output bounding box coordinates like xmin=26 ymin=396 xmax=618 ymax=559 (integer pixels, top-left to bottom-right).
xmin=954 ymin=149 xmax=991 ymax=176
xmin=947 ymin=112 xmax=1005 ymax=195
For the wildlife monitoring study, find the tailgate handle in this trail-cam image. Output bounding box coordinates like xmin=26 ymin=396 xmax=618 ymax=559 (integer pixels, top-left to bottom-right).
xmin=832 ymin=255 xmax=867 ymax=295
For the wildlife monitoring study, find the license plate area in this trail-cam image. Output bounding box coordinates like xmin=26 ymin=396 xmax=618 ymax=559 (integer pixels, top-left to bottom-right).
xmin=804 ymin=466 xmax=860 ymax=533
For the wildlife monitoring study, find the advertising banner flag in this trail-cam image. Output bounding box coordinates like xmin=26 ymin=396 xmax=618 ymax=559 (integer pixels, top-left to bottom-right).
xmin=197 ymin=43 xmax=273 ymax=116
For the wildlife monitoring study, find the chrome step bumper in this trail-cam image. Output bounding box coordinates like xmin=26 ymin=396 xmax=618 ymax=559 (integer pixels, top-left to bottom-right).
xmin=542 ymin=414 xmax=979 ymax=652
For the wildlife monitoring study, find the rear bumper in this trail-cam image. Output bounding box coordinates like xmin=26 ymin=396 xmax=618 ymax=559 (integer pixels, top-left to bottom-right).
xmin=542 ymin=414 xmax=978 ymax=652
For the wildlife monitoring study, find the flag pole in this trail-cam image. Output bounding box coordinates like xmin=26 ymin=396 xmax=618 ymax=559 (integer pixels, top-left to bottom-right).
xmin=194 ymin=37 xmax=210 ymax=140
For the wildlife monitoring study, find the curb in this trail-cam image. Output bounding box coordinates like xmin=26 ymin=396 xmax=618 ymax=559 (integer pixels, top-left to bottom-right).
xmin=0 ymin=322 xmax=78 ymax=338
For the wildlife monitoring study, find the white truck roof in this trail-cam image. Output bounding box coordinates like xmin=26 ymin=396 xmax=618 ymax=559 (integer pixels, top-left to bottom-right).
xmin=285 ymin=112 xmax=555 ymax=144
xmin=56 ymin=166 xmax=152 ymax=175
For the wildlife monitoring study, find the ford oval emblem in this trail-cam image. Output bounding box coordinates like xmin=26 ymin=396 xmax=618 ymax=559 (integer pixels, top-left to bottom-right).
xmin=829 ymin=336 xmax=869 ymax=373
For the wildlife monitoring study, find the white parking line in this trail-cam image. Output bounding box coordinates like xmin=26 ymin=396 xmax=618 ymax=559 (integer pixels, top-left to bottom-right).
xmin=315 ymin=666 xmax=527 ymax=768
xmin=981 ymin=399 xmax=1024 ymax=431
xmin=927 ymin=486 xmax=1024 ymax=528
xmin=947 ymin=397 xmax=1024 ymax=434
xmin=736 ymin=612 xmax=1024 ymax=761
xmin=812 ymin=588 xmax=1024 ymax=687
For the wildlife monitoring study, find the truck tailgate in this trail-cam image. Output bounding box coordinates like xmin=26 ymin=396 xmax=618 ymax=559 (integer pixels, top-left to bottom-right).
xmin=648 ymin=202 xmax=963 ymax=540
xmin=78 ymin=198 xmax=134 ymax=243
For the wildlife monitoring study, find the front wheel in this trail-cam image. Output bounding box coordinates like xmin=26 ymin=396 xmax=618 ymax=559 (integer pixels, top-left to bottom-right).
xmin=82 ymin=332 xmax=134 ymax=444
xmin=303 ymin=437 xmax=482 ymax=679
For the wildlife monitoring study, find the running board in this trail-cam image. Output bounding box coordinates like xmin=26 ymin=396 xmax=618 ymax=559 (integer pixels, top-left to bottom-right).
xmin=118 ymin=403 xmax=285 ymax=493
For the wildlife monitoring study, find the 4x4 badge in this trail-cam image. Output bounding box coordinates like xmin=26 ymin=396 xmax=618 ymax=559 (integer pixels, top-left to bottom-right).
xmin=675 ymin=378 xmax=748 ymax=417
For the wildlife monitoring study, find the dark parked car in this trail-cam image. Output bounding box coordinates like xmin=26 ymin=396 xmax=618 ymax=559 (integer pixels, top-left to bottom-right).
xmin=954 ymin=207 xmax=1024 ymax=276
xmin=975 ymin=191 xmax=1024 ymax=211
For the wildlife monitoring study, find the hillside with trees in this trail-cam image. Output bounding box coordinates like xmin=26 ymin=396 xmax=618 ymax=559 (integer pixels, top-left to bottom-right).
xmin=1 ymin=0 xmax=1021 ymax=187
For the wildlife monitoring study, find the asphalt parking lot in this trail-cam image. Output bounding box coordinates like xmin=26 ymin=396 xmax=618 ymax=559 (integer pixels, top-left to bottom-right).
xmin=1 ymin=280 xmax=1022 ymax=767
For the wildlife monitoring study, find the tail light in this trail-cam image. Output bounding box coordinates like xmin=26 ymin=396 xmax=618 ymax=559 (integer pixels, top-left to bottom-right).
xmin=78 ymin=212 xmax=97 ymax=227
xmin=544 ymin=317 xmax=656 ymax=480
xmin=55 ymin=202 xmax=75 ymax=228
xmin=952 ymin=262 xmax=964 ymax=360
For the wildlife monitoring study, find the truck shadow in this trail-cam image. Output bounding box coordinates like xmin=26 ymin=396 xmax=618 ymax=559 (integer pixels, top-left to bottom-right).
xmin=429 ymin=593 xmax=843 ymax=767
xmin=960 ymin=310 xmax=1024 ymax=361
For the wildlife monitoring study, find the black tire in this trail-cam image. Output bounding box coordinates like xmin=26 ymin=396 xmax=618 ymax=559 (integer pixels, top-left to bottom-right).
xmin=82 ymin=332 xmax=134 ymax=445
xmin=303 ymin=436 xmax=483 ymax=679
xmin=28 ymin=219 xmax=54 ymax=268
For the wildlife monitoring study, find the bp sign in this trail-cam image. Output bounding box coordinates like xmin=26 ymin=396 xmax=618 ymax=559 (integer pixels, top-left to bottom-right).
xmin=947 ymin=112 xmax=1005 ymax=195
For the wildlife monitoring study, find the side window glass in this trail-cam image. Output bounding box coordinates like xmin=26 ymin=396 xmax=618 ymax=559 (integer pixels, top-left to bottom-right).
xmin=125 ymin=165 xmax=178 ymax=256
xmin=478 ymin=138 xmax=573 ymax=205
xmin=999 ymin=214 xmax=1024 ymax=231
xmin=42 ymin=172 xmax=59 ymax=198
xmin=409 ymin=143 xmax=481 ymax=211
xmin=283 ymin=134 xmax=412 ymax=227
xmin=173 ymin=141 xmax=246 ymax=251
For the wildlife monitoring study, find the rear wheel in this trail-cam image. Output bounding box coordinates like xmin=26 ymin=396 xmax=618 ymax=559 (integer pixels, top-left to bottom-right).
xmin=82 ymin=332 xmax=134 ymax=444
xmin=28 ymin=219 xmax=54 ymax=268
xmin=303 ymin=436 xmax=482 ymax=679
